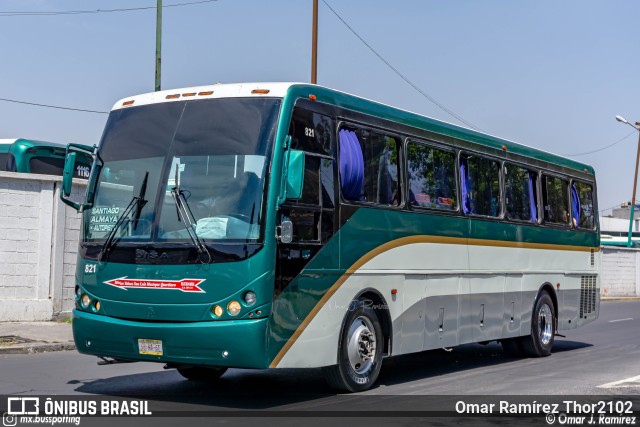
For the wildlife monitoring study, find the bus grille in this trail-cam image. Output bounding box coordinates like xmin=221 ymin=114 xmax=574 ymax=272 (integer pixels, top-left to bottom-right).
xmin=580 ymin=275 xmax=597 ymax=318
xmin=590 ymin=249 xmax=595 ymax=266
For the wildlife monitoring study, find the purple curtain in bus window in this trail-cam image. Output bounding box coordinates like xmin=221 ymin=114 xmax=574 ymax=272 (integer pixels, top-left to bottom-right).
xmin=339 ymin=129 xmax=364 ymax=200
xmin=528 ymin=173 xmax=537 ymax=222
xmin=571 ymin=184 xmax=580 ymax=225
xmin=460 ymin=158 xmax=469 ymax=214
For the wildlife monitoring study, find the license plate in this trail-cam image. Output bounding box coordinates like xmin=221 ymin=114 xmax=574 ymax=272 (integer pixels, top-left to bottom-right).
xmin=138 ymin=339 xmax=163 ymax=356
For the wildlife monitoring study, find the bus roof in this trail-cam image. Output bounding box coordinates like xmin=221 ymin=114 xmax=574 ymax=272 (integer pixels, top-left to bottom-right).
xmin=0 ymin=138 xmax=67 ymax=155
xmin=112 ymin=82 xmax=595 ymax=175
xmin=0 ymin=138 xmax=66 ymax=148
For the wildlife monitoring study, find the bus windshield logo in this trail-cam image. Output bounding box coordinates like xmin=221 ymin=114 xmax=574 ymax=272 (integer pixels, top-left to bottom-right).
xmin=104 ymin=277 xmax=206 ymax=293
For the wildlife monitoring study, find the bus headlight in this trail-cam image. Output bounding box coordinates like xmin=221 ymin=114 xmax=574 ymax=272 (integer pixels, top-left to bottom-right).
xmin=81 ymin=294 xmax=91 ymax=309
xmin=227 ymin=301 xmax=241 ymax=316
xmin=243 ymin=291 xmax=257 ymax=306
xmin=75 ymin=286 xmax=82 ymax=300
xmin=212 ymin=305 xmax=224 ymax=318
xmin=93 ymin=300 xmax=101 ymax=312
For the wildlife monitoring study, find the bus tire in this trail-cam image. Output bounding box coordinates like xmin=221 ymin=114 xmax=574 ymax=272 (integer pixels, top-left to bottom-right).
xmin=176 ymin=366 xmax=227 ymax=382
xmin=323 ymin=299 xmax=383 ymax=393
xmin=520 ymin=291 xmax=555 ymax=357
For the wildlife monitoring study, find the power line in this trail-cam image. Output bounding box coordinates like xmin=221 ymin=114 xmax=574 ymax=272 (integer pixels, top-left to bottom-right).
xmin=600 ymin=203 xmax=624 ymax=214
xmin=0 ymin=0 xmax=217 ymax=17
xmin=0 ymin=97 xmax=108 ymax=114
xmin=321 ymin=0 xmax=482 ymax=132
xmin=562 ymin=130 xmax=636 ymax=157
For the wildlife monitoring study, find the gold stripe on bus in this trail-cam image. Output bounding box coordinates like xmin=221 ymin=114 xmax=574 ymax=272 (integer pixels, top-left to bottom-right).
xmin=269 ymin=236 xmax=599 ymax=368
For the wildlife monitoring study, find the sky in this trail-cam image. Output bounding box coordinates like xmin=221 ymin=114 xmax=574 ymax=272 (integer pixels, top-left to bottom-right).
xmin=1 ymin=0 xmax=639 ymax=215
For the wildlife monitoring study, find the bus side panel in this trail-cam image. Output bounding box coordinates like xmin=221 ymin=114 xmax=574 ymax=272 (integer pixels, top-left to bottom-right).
xmin=400 ymin=274 xmax=427 ymax=355
xmin=269 ymin=208 xmax=469 ymax=368
xmin=423 ymin=275 xmax=462 ymax=349
xmin=502 ymin=274 xmax=523 ymax=338
xmin=466 ymin=275 xmax=506 ymax=343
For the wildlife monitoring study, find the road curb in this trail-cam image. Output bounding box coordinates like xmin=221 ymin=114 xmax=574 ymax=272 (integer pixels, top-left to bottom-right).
xmin=0 ymin=342 xmax=75 ymax=355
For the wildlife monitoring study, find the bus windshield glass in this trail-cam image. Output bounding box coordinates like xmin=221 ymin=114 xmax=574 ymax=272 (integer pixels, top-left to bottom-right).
xmin=84 ymin=97 xmax=281 ymax=244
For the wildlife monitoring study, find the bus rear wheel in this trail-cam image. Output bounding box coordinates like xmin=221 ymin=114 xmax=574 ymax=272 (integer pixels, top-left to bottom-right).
xmin=176 ymin=366 xmax=228 ymax=382
xmin=323 ymin=299 xmax=383 ymax=392
xmin=520 ymin=291 xmax=555 ymax=357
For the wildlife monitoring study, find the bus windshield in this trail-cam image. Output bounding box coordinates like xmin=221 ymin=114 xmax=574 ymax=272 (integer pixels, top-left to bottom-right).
xmin=84 ymin=97 xmax=281 ymax=245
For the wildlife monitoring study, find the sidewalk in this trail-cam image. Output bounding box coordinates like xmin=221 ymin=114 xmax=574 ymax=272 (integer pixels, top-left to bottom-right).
xmin=0 ymin=321 xmax=74 ymax=354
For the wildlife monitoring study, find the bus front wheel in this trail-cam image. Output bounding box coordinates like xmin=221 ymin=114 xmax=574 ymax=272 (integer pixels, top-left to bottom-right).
xmin=323 ymin=299 xmax=383 ymax=392
xmin=176 ymin=366 xmax=228 ymax=382
xmin=520 ymin=291 xmax=555 ymax=357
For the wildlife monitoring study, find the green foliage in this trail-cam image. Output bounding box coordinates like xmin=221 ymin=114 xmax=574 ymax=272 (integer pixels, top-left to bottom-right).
xmin=407 ymin=142 xmax=457 ymax=210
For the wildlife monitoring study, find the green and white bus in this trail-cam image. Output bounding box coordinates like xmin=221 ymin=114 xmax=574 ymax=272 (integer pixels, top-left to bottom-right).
xmin=0 ymin=138 xmax=92 ymax=178
xmin=61 ymin=83 xmax=599 ymax=392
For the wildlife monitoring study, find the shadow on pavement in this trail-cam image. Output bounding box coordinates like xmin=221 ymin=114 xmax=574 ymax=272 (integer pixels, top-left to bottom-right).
xmin=71 ymin=340 xmax=592 ymax=410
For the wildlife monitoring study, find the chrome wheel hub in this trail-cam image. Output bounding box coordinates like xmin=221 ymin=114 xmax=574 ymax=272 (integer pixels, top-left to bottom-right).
xmin=538 ymin=303 xmax=553 ymax=345
xmin=346 ymin=316 xmax=377 ymax=375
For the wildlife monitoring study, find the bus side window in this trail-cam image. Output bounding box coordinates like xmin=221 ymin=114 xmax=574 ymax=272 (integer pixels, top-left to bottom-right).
xmin=542 ymin=175 xmax=570 ymax=225
xmin=281 ymin=156 xmax=335 ymax=243
xmin=406 ymin=141 xmax=458 ymax=211
xmin=5 ymin=153 xmax=16 ymax=172
xmin=0 ymin=153 xmax=9 ymax=171
xmin=504 ymin=163 xmax=538 ymax=222
xmin=289 ymin=107 xmax=333 ymax=156
xmin=572 ymin=181 xmax=595 ymax=229
xmin=460 ymin=153 xmax=501 ymax=217
xmin=339 ymin=126 xmax=400 ymax=206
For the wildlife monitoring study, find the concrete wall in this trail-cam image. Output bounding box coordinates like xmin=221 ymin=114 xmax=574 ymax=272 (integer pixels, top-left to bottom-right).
xmin=0 ymin=171 xmax=85 ymax=321
xmin=600 ymin=246 xmax=640 ymax=298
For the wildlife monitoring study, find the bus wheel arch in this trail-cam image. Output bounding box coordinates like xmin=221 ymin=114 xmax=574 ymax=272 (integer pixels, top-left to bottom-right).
xmin=520 ymin=284 xmax=557 ymax=357
xmin=322 ymin=288 xmax=389 ymax=392
xmin=538 ymin=282 xmax=559 ymax=331
xmin=354 ymin=288 xmax=392 ymax=357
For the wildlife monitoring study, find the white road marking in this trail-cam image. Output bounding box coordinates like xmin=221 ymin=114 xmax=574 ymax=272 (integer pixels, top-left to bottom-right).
xmin=608 ymin=318 xmax=634 ymax=323
xmin=598 ymin=374 xmax=640 ymax=389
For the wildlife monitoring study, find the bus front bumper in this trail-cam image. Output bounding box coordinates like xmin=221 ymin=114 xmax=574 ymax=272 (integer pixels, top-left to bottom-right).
xmin=72 ymin=309 xmax=269 ymax=369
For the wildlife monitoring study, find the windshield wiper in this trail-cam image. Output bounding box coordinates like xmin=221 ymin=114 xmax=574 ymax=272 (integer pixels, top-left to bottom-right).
xmin=99 ymin=171 xmax=149 ymax=262
xmin=170 ymin=170 xmax=212 ymax=264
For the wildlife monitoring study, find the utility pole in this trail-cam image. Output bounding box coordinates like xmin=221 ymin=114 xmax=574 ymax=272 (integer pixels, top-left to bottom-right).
xmin=615 ymin=115 xmax=640 ymax=247
xmin=311 ymin=0 xmax=318 ymax=84
xmin=628 ymin=124 xmax=640 ymax=247
xmin=155 ymin=0 xmax=162 ymax=91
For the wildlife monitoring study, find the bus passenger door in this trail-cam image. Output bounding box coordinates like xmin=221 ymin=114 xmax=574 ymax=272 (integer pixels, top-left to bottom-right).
xmin=274 ymin=105 xmax=338 ymax=297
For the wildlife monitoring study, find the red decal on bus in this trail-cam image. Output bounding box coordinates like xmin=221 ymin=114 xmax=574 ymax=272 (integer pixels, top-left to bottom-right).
xmin=104 ymin=277 xmax=206 ymax=293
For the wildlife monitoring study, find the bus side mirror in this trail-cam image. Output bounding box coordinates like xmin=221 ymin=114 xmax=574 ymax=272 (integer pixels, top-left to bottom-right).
xmin=62 ymin=152 xmax=76 ymax=198
xmin=285 ymin=150 xmax=305 ymax=200
xmin=60 ymin=143 xmax=98 ymax=212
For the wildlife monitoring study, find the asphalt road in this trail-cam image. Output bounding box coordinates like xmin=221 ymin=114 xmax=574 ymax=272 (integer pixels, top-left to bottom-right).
xmin=0 ymin=300 xmax=638 ymax=422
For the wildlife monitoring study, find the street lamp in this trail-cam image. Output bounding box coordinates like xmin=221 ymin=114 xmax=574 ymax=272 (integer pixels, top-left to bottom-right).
xmin=615 ymin=115 xmax=640 ymax=247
